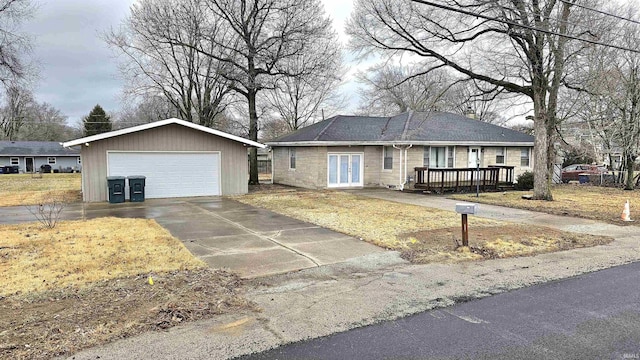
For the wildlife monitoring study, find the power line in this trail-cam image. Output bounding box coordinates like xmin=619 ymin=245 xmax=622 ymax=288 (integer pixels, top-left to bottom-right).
xmin=411 ymin=0 xmax=640 ymax=54
xmin=492 ymin=2 xmax=640 ymax=46
xmin=560 ymin=0 xmax=640 ymax=26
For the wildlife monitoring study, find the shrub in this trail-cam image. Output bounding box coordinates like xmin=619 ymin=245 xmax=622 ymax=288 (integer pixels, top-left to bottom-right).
xmin=515 ymin=171 xmax=534 ymax=190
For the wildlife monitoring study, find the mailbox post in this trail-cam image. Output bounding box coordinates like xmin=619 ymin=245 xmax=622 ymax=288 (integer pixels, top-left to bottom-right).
xmin=455 ymin=203 xmax=478 ymax=247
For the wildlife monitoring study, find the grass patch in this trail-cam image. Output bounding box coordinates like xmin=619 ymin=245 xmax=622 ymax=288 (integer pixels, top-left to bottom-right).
xmin=0 ymin=217 xmax=253 ymax=359
xmin=451 ymin=184 xmax=640 ymax=224
xmin=235 ymin=188 xmax=612 ymax=263
xmin=1 ymin=217 xmax=204 ymax=296
xmin=0 ymin=173 xmax=81 ymax=207
xmin=237 ymin=189 xmax=499 ymax=249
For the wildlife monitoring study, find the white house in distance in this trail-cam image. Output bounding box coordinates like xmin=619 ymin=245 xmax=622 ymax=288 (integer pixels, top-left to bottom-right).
xmin=0 ymin=141 xmax=81 ymax=173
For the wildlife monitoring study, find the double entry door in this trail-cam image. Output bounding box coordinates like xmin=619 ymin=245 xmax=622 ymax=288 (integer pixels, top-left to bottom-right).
xmin=328 ymin=153 xmax=363 ymax=187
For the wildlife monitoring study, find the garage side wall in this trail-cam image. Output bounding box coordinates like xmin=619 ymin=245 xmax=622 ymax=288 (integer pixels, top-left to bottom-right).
xmin=81 ymin=124 xmax=249 ymax=202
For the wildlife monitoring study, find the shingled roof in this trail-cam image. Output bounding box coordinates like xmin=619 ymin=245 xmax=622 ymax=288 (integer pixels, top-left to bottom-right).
xmin=268 ymin=111 xmax=534 ymax=145
xmin=0 ymin=141 xmax=80 ymax=156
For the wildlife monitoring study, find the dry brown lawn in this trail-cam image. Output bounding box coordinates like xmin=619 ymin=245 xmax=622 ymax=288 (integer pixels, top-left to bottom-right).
xmin=0 ymin=173 xmax=81 ymax=207
xmin=236 ymin=188 xmax=612 ymax=263
xmin=1 ymin=217 xmax=204 ymax=296
xmin=0 ymin=218 xmax=253 ymax=359
xmin=451 ymin=184 xmax=640 ymax=224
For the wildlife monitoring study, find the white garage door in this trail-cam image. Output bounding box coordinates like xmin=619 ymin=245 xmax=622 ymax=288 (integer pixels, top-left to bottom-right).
xmin=107 ymin=152 xmax=220 ymax=199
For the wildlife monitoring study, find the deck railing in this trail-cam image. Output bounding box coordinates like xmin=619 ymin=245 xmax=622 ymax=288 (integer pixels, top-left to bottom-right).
xmin=414 ymin=166 xmax=515 ymax=193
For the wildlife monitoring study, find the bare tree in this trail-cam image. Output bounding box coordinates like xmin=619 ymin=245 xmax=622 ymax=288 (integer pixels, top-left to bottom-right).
xmin=356 ymin=63 xmax=511 ymax=123
xmin=18 ymin=102 xmax=72 ymax=141
xmin=0 ymin=0 xmax=34 ymax=83
xmin=347 ymin=0 xmax=604 ymax=200
xmin=0 ymin=82 xmax=32 ymax=139
xmin=263 ymin=51 xmax=345 ymax=134
xmin=106 ymin=0 xmax=232 ymax=128
xmin=160 ymin=0 xmax=339 ymax=184
xmin=355 ymin=63 xmax=454 ymax=116
xmin=576 ymin=5 xmax=640 ymax=189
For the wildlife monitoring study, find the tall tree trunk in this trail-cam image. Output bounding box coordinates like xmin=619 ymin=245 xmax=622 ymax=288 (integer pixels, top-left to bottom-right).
xmin=532 ymin=93 xmax=553 ymax=200
xmin=248 ymin=88 xmax=259 ymax=185
xmin=625 ymin=153 xmax=635 ymax=190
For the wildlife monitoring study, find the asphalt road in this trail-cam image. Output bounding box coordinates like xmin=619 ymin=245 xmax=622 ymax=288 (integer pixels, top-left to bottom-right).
xmin=238 ymin=261 xmax=640 ymax=360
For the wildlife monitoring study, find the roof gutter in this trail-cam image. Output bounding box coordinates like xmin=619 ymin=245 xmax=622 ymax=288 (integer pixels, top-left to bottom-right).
xmin=267 ymin=141 xmax=534 ymax=147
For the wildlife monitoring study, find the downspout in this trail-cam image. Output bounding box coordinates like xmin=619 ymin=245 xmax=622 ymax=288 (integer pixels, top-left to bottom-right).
xmin=392 ymin=144 xmax=413 ymax=191
xmin=269 ymin=147 xmax=274 ymax=185
xmin=404 ymin=144 xmax=412 ymax=190
xmin=393 ymin=145 xmax=402 ymax=189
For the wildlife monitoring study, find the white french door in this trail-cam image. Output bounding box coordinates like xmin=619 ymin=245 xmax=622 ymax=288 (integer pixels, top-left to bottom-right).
xmin=328 ymin=153 xmax=363 ymax=187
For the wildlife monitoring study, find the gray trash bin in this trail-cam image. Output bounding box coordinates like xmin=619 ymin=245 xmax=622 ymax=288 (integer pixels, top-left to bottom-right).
xmin=107 ymin=176 xmax=126 ymax=203
xmin=127 ymin=175 xmax=146 ymax=202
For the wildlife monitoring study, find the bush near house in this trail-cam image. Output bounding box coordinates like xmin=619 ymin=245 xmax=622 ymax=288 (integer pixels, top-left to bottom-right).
xmin=515 ymin=171 xmax=534 ymax=190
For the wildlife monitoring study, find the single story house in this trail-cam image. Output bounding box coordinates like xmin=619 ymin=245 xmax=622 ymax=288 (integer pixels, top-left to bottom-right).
xmin=267 ymin=111 xmax=535 ymax=190
xmin=0 ymin=141 xmax=81 ymax=173
xmin=62 ymin=118 xmax=265 ymax=202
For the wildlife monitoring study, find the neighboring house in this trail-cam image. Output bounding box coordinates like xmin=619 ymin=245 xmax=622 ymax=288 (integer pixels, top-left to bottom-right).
xmin=268 ymin=111 xmax=534 ymax=190
xmin=62 ymin=118 xmax=265 ymax=202
xmin=560 ymin=120 xmax=623 ymax=169
xmin=0 ymin=141 xmax=81 ymax=173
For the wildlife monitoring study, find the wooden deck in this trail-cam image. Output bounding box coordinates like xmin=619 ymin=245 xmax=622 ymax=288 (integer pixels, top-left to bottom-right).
xmin=414 ymin=166 xmax=515 ymax=193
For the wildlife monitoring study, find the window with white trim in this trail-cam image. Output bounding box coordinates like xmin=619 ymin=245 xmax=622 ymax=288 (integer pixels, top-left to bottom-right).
xmin=423 ymin=147 xmax=429 ymax=166
xmin=10 ymin=157 xmax=18 ymax=165
xmin=425 ymin=146 xmax=455 ymax=168
xmin=520 ymin=148 xmax=530 ymax=167
xmin=447 ymin=146 xmax=455 ymax=167
xmin=288 ymin=148 xmax=296 ymax=169
xmin=383 ymin=146 xmax=393 ymax=170
xmin=48 ymin=157 xmax=56 ymax=165
xmin=496 ymin=147 xmax=506 ymax=165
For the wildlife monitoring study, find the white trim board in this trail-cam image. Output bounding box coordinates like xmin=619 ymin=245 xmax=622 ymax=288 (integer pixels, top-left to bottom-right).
xmin=63 ymin=118 xmax=265 ymax=149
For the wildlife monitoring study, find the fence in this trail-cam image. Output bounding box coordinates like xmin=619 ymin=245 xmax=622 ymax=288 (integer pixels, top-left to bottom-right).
xmin=255 ymin=159 xmax=271 ymax=174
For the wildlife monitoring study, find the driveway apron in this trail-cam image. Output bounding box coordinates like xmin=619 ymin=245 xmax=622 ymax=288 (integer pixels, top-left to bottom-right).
xmin=168 ymin=198 xmax=383 ymax=278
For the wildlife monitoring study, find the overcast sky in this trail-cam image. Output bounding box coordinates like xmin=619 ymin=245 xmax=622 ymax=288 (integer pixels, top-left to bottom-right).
xmin=22 ymin=0 xmax=360 ymax=126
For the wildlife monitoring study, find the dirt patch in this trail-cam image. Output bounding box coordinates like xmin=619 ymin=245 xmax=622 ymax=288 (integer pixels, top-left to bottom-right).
xmin=248 ymin=183 xmax=298 ymax=193
xmin=400 ymin=224 xmax=613 ymax=263
xmin=0 ymin=269 xmax=255 ymax=360
xmin=451 ymin=185 xmax=640 ymax=225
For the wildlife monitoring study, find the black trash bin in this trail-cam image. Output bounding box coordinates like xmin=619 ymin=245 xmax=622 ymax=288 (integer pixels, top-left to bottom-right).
xmin=127 ymin=175 xmax=146 ymax=202
xmin=107 ymin=176 xmax=126 ymax=203
xmin=3 ymin=165 xmax=18 ymax=174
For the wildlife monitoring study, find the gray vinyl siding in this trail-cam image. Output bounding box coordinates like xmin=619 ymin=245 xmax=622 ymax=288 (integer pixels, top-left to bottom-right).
xmin=81 ymin=124 xmax=248 ymax=202
xmin=0 ymin=155 xmax=81 ymax=172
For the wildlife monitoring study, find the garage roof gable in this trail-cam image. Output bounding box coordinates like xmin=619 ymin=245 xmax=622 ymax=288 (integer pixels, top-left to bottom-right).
xmin=62 ymin=118 xmax=266 ymax=148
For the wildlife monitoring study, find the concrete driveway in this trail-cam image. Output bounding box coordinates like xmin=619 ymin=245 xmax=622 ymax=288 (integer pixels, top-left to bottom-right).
xmin=0 ymin=197 xmax=383 ymax=278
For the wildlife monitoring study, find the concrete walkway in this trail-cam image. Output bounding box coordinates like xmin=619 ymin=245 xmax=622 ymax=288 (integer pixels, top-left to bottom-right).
xmin=1 ymin=197 xmax=382 ymax=278
xmin=67 ymin=189 xmax=640 ymax=360
xmin=350 ymin=188 xmax=631 ymax=238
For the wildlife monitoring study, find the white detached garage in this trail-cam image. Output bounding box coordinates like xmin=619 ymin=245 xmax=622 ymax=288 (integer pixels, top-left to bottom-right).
xmin=62 ymin=119 xmax=265 ymax=202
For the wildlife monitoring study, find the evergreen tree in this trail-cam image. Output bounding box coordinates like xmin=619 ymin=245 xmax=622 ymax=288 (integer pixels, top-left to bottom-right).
xmin=83 ymin=104 xmax=112 ymax=136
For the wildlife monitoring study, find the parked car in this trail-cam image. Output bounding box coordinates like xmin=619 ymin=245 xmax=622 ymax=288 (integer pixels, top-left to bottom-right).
xmin=561 ymin=164 xmax=607 ymax=183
